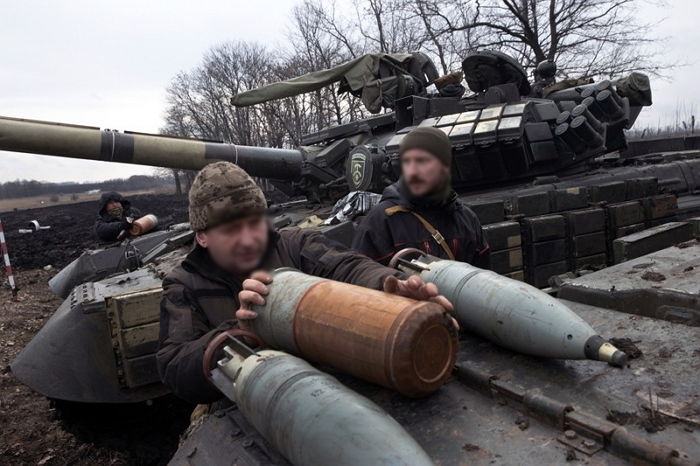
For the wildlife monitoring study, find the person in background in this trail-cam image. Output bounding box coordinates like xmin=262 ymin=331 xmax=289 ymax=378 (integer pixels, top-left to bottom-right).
xmin=353 ymin=126 xmax=490 ymax=268
xmin=94 ymin=191 xmax=142 ymax=242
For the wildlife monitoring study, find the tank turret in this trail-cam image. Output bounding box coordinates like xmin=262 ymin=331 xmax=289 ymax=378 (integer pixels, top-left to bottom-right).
xmin=0 ymin=51 xmax=652 ymax=202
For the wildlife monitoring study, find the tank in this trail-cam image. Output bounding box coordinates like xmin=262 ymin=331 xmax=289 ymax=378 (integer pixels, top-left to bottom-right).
xmin=3 ymin=50 xmax=700 ymax=463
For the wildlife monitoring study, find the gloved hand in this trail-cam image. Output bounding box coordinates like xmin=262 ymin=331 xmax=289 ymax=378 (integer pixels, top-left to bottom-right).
xmin=116 ymin=220 xmax=133 ymax=241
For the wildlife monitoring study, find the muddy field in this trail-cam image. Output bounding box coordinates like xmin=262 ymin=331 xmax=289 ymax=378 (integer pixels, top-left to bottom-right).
xmin=0 ymin=196 xmax=193 ymax=465
xmin=0 ymin=188 xmax=175 ymax=214
xmin=0 ymin=194 xmax=189 ymax=270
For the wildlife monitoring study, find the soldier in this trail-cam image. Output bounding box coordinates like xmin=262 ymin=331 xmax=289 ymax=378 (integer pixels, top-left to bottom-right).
xmin=353 ymin=126 xmax=491 ymax=267
xmin=94 ymin=191 xmax=142 ymax=242
xmin=157 ymin=161 xmax=454 ymax=404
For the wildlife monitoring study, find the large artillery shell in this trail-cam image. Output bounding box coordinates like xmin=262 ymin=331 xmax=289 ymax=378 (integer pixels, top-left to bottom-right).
xmin=413 ymin=259 xmax=627 ymax=366
xmin=250 ymin=268 xmax=458 ymax=397
xmin=216 ymin=349 xmax=434 ymax=466
xmin=129 ymin=214 xmax=158 ymax=236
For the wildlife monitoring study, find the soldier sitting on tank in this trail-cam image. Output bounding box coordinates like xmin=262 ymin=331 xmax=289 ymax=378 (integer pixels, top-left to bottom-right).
xmin=156 ymin=161 xmax=455 ymax=404
xmin=94 ymin=191 xmax=142 ymax=242
xmin=353 ymin=126 xmax=491 ymax=268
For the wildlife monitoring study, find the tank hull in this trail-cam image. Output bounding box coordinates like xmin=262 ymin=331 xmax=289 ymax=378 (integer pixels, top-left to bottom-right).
xmin=173 ymin=298 xmax=700 ymax=465
xmin=11 ymin=268 xmax=168 ymax=403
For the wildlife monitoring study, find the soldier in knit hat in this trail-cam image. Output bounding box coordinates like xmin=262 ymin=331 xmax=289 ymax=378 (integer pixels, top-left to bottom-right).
xmin=353 ymin=126 xmax=490 ymax=267
xmin=157 ymin=161 xmax=455 ymax=404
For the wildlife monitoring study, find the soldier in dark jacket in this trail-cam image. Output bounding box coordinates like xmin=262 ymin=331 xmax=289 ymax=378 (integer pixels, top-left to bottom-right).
xmin=157 ymin=161 xmax=454 ymax=404
xmin=94 ymin=192 xmax=142 ymax=242
xmin=353 ymin=126 xmax=490 ymax=268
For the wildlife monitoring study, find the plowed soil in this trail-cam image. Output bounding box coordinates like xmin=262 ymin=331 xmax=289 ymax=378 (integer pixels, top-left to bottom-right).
xmin=0 ymin=196 xmax=193 ymax=465
xmin=0 ymin=193 xmax=189 ymax=270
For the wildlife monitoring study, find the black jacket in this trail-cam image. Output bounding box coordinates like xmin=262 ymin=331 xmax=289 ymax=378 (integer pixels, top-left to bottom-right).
xmin=94 ymin=192 xmax=142 ymax=242
xmin=353 ymin=180 xmax=490 ymax=267
xmin=157 ymin=228 xmax=405 ymax=404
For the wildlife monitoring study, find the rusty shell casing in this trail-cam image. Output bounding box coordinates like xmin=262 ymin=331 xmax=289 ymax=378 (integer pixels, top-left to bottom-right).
xmin=250 ymin=268 xmax=458 ymax=398
xmin=129 ymin=214 xmax=158 ymax=236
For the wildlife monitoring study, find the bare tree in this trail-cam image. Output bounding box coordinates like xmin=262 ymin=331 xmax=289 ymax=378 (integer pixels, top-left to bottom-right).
xmin=162 ymin=0 xmax=667 ymax=153
xmin=163 ymin=42 xmax=297 ymax=146
xmin=412 ymin=0 xmax=668 ymax=79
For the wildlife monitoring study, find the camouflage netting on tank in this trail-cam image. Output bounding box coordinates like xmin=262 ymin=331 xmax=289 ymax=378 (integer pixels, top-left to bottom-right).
xmin=230 ymin=53 xmax=413 ymax=107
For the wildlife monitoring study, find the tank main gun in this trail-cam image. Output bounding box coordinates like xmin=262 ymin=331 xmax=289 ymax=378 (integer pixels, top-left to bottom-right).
xmin=0 ymin=115 xmax=304 ymax=180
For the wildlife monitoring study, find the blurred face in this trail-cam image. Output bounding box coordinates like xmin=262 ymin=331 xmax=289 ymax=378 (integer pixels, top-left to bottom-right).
xmin=106 ymin=200 xmax=122 ymax=210
xmin=401 ymin=149 xmax=449 ymax=197
xmin=106 ymin=199 xmax=123 ymax=217
xmin=195 ymin=215 xmax=269 ymax=276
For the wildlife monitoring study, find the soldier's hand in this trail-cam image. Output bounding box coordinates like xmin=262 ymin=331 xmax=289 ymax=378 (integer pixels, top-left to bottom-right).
xmin=383 ymin=275 xmax=459 ymax=331
xmin=236 ymin=271 xmax=273 ymax=331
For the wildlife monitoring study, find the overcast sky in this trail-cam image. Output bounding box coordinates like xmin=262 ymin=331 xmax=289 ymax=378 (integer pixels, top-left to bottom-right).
xmin=0 ymin=0 xmax=697 ymax=183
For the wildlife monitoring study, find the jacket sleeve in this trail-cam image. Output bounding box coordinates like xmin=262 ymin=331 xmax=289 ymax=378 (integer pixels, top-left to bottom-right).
xmin=287 ymin=228 xmax=405 ymax=290
xmin=471 ymin=217 xmax=491 ymax=270
xmin=156 ymin=276 xmax=235 ymax=404
xmin=351 ymin=206 xmax=398 ymax=265
xmin=94 ymin=217 xmax=126 ymax=242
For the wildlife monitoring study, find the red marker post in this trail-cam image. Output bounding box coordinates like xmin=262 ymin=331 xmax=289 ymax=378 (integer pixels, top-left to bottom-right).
xmin=0 ymin=218 xmax=19 ymax=300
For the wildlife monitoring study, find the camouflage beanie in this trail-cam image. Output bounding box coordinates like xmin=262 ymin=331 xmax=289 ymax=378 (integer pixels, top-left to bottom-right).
xmin=399 ymin=126 xmax=453 ymax=167
xmin=188 ymin=161 xmax=267 ymax=231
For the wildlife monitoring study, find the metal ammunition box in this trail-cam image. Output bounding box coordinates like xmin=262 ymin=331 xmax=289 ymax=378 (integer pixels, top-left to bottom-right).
xmin=510 ymin=192 xmax=550 ymax=216
xmin=588 ymin=181 xmax=626 ymax=203
xmin=525 ymin=239 xmax=567 ymax=266
xmin=464 ymin=199 xmax=505 ymax=225
xmin=625 ymin=177 xmax=658 ymax=200
xmin=564 ymin=208 xmax=605 ymax=236
xmin=642 ymin=194 xmax=678 ymax=220
xmin=571 ymin=231 xmax=607 ymax=257
xmin=482 ymin=221 xmax=521 ymax=251
xmin=613 ymin=222 xmax=693 ymax=264
xmin=522 ymin=214 xmax=566 ymax=242
xmin=606 ymin=201 xmax=644 ymax=228
xmin=491 ymin=247 xmax=524 ymax=274
xmin=549 ymin=187 xmax=589 ymax=212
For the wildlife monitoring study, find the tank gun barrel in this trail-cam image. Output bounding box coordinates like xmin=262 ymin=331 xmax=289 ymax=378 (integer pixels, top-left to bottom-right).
xmin=0 ymin=115 xmax=304 ymax=179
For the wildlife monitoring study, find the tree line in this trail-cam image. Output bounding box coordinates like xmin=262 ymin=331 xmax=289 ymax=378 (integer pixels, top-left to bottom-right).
xmin=0 ymin=175 xmax=173 ymax=200
xmin=162 ymin=0 xmax=667 ymax=152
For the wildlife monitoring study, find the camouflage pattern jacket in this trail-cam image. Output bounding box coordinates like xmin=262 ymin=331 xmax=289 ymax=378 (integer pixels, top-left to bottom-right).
xmin=157 ymin=227 xmax=404 ymax=404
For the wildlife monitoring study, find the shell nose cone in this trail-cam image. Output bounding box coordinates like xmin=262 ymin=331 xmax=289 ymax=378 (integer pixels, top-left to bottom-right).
xmin=584 ymin=336 xmax=629 ymax=367
xmin=610 ymin=350 xmax=629 ymax=367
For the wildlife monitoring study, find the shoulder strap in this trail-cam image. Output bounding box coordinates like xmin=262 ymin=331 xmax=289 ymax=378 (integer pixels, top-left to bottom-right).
xmin=384 ymin=206 xmax=455 ymax=260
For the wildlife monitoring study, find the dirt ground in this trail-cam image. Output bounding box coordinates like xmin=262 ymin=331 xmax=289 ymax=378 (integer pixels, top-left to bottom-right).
xmin=0 ymin=196 xmax=193 ymax=465
xmin=0 ymin=188 xmax=175 ymax=214
xmin=0 ymin=269 xmax=193 ymax=465
xmin=0 ymin=193 xmax=189 ymax=269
